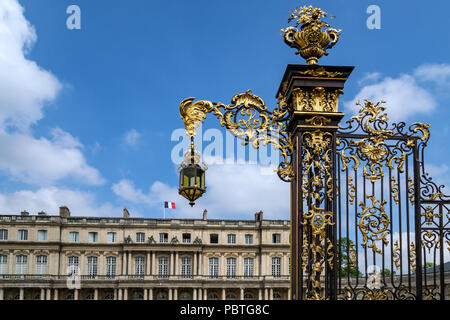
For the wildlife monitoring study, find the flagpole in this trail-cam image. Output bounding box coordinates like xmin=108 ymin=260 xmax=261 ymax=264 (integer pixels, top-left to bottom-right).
xmin=163 ymin=205 xmax=166 ymax=219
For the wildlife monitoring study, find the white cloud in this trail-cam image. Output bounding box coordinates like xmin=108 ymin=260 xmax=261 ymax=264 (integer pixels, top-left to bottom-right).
xmin=0 ymin=0 xmax=61 ymax=132
xmin=0 ymin=186 xmax=123 ymax=217
xmin=345 ymin=74 xmax=436 ymax=121
xmin=357 ymin=72 xmax=382 ymax=85
xmin=0 ymin=130 xmax=105 ymax=185
xmin=414 ymin=63 xmax=450 ymax=85
xmin=0 ymin=0 xmax=104 ymax=186
xmin=112 ymin=157 xmax=289 ymax=220
xmin=123 ymin=129 xmax=141 ymax=147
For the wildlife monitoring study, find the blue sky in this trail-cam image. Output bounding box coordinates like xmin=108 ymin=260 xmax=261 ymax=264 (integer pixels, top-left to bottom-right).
xmin=0 ymin=0 xmax=449 ymax=220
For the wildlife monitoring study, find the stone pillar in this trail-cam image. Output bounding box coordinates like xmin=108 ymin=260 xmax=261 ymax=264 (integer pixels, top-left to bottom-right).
xmin=0 ymin=288 xmax=3 ymax=300
xmin=203 ymin=288 xmax=207 ymax=300
xmin=198 ymin=288 xmax=202 ymax=300
xmin=152 ymin=252 xmax=156 ymax=275
xmin=193 ymin=252 xmax=198 ymax=276
xmin=144 ymin=288 xmax=148 ymax=300
xmin=169 ymin=288 xmax=173 ymax=300
xmin=170 ymin=252 xmax=174 ymax=276
xmin=288 ymin=288 xmax=291 ymax=300
xmin=198 ymin=252 xmax=203 ymax=276
xmin=269 ymin=288 xmax=273 ymax=300
xmin=240 ymin=288 xmax=244 ymax=300
xmin=222 ymin=288 xmax=226 ymax=300
xmin=193 ymin=288 xmax=197 ymax=300
xmin=124 ymin=288 xmax=128 ymax=300
xmin=74 ymin=289 xmax=79 ymax=300
xmin=149 ymin=288 xmax=153 ymax=300
xmin=122 ymin=252 xmax=127 ymax=275
xmin=19 ymin=288 xmax=24 ymax=300
xmin=40 ymin=288 xmax=45 ymax=300
xmin=118 ymin=289 xmax=123 ymax=300
xmin=264 ymin=288 xmax=268 ymax=300
xmin=127 ymin=252 xmax=132 ymax=276
xmin=114 ymin=289 xmax=118 ymax=300
xmin=146 ymin=252 xmax=151 ymax=276
xmin=94 ymin=288 xmax=98 ymax=300
xmin=258 ymin=289 xmax=262 ymax=300
xmin=8 ymin=252 xmax=13 ymax=274
xmin=175 ymin=252 xmax=179 ymax=276
xmin=53 ymin=288 xmax=58 ymax=300
xmin=46 ymin=288 xmax=51 ymax=300
xmin=174 ymin=288 xmax=178 ymax=300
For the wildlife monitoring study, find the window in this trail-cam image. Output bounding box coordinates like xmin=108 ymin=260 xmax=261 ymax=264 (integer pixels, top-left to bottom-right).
xmin=38 ymin=230 xmax=47 ymax=241
xmin=244 ymin=258 xmax=254 ymax=278
xmin=15 ymin=255 xmax=27 ymax=274
xmin=104 ymin=292 xmax=114 ymax=300
xmin=106 ymin=256 xmax=116 ymax=278
xmin=107 ymin=232 xmax=116 ymax=243
xmin=179 ymin=292 xmax=191 ymax=300
xmin=227 ymin=234 xmax=236 ymax=244
xmin=272 ymin=233 xmax=281 ymax=244
xmin=208 ymin=257 xmax=218 ymax=278
xmin=226 ymin=257 xmax=236 ymax=278
xmin=0 ymin=255 xmax=7 ymax=274
xmin=87 ymin=256 xmax=98 ymax=278
xmin=244 ymin=293 xmax=254 ymax=300
xmin=88 ymin=232 xmax=98 ymax=243
xmin=182 ymin=233 xmax=191 ymax=244
xmin=181 ymin=257 xmax=192 ymax=278
xmin=226 ymin=293 xmax=237 ymax=300
xmin=68 ymin=256 xmax=79 ymax=275
xmin=135 ymin=257 xmax=145 ymax=276
xmin=18 ymin=229 xmax=28 ymax=241
xmin=69 ymin=232 xmax=79 ymax=243
xmin=136 ymin=233 xmax=145 ymax=243
xmin=245 ymin=234 xmax=253 ymax=244
xmin=273 ymin=292 xmax=282 ymax=300
xmin=158 ymin=257 xmax=168 ymax=277
xmin=85 ymin=292 xmax=95 ymax=300
xmin=210 ymin=234 xmax=218 ymax=244
xmin=272 ymin=257 xmax=281 ymax=277
xmin=159 ymin=233 xmax=168 ymax=243
xmin=0 ymin=229 xmax=8 ymax=240
xmin=36 ymin=255 xmax=47 ymax=275
xmin=207 ymin=293 xmax=219 ymax=300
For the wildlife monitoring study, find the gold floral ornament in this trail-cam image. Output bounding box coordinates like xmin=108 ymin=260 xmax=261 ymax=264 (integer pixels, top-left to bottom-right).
xmin=179 ymin=90 xmax=295 ymax=182
xmin=358 ymin=195 xmax=390 ymax=255
xmin=281 ymin=6 xmax=341 ymax=65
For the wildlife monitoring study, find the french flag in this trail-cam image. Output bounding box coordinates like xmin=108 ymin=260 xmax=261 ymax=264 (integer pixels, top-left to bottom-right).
xmin=164 ymin=201 xmax=176 ymax=209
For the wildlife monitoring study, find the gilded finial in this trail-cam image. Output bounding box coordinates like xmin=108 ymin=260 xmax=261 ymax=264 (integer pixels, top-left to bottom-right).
xmin=281 ymin=6 xmax=341 ymax=65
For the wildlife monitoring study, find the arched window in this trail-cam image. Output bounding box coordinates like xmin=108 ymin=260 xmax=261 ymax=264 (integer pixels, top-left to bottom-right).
xmin=104 ymin=292 xmax=114 ymax=300
xmin=15 ymin=255 xmax=27 ymax=274
xmin=36 ymin=255 xmax=47 ymax=275
xmin=226 ymin=293 xmax=237 ymax=300
xmin=132 ymin=291 xmax=144 ymax=300
xmin=85 ymin=291 xmax=95 ymax=300
xmin=179 ymin=292 xmax=191 ymax=300
xmin=156 ymin=290 xmax=168 ymax=300
xmin=244 ymin=293 xmax=254 ymax=300
xmin=66 ymin=293 xmax=74 ymax=300
xmin=273 ymin=292 xmax=282 ymax=300
xmin=207 ymin=293 xmax=219 ymax=300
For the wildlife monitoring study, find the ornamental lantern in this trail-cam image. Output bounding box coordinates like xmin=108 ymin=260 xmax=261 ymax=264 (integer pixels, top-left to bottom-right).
xmin=178 ymin=138 xmax=207 ymax=206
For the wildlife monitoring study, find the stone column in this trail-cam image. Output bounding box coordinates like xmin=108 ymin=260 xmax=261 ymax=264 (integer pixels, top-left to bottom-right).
xmin=146 ymin=252 xmax=151 ymax=276
xmin=288 ymin=288 xmax=291 ymax=300
xmin=152 ymin=252 xmax=156 ymax=275
xmin=0 ymin=288 xmax=3 ymax=300
xmin=8 ymin=252 xmax=13 ymax=274
xmin=94 ymin=288 xmax=98 ymax=300
xmin=40 ymin=288 xmax=45 ymax=300
xmin=198 ymin=288 xmax=202 ymax=300
xmin=168 ymin=288 xmax=173 ymax=300
xmin=114 ymin=289 xmax=118 ymax=300
xmin=203 ymin=288 xmax=207 ymax=300
xmin=174 ymin=288 xmax=178 ymax=300
xmin=170 ymin=252 xmax=174 ymax=276
xmin=122 ymin=252 xmax=127 ymax=275
xmin=198 ymin=252 xmax=203 ymax=276
xmin=118 ymin=289 xmax=123 ymax=300
xmin=193 ymin=288 xmax=197 ymax=300
xmin=74 ymin=289 xmax=79 ymax=300
xmin=264 ymin=288 xmax=268 ymax=300
xmin=240 ymin=288 xmax=244 ymax=300
xmin=221 ymin=288 xmax=226 ymax=300
xmin=175 ymin=252 xmax=179 ymax=276
xmin=258 ymin=289 xmax=262 ymax=300
xmin=193 ymin=252 xmax=197 ymax=276
xmin=46 ymin=288 xmax=51 ymax=300
xmin=124 ymin=288 xmax=128 ymax=300
xmin=19 ymin=288 xmax=24 ymax=300
xmin=269 ymin=288 xmax=273 ymax=300
xmin=149 ymin=288 xmax=153 ymax=300
xmin=53 ymin=288 xmax=58 ymax=300
xmin=144 ymin=288 xmax=148 ymax=300
xmin=127 ymin=252 xmax=132 ymax=275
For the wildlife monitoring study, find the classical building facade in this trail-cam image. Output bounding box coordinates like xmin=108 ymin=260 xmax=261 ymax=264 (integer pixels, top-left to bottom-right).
xmin=0 ymin=207 xmax=290 ymax=300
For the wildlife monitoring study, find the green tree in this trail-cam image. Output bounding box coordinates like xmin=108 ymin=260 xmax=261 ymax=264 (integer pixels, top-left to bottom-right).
xmin=337 ymin=237 xmax=362 ymax=278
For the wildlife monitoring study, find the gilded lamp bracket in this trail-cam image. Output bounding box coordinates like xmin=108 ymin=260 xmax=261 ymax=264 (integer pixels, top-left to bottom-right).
xmin=179 ymin=90 xmax=295 ymax=182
